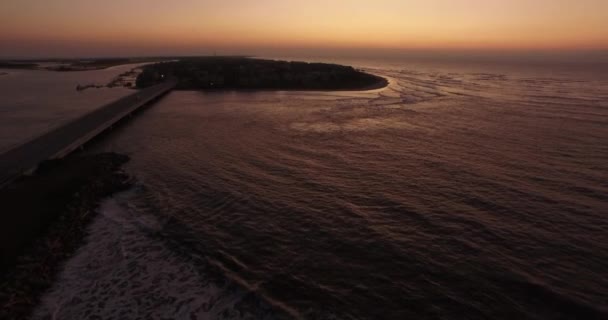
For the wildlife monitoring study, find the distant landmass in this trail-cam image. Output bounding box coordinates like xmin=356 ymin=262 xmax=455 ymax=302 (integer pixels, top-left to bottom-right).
xmin=0 ymin=58 xmax=168 ymax=72
xmin=136 ymin=57 xmax=388 ymax=91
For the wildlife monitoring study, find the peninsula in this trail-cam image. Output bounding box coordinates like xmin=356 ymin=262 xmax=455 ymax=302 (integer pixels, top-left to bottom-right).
xmin=136 ymin=57 xmax=388 ymax=91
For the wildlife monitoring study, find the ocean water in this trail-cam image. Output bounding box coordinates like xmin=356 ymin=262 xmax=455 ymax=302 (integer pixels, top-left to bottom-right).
xmin=31 ymin=54 xmax=608 ymax=319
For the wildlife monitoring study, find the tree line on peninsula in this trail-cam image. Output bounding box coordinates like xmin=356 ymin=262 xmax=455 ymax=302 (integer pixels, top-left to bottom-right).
xmin=136 ymin=57 xmax=387 ymax=91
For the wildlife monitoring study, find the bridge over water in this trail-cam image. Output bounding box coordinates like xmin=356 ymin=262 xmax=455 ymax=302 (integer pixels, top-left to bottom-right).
xmin=0 ymin=79 xmax=177 ymax=187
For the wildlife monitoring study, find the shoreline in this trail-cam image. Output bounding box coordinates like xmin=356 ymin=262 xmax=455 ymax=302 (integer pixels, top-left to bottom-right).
xmin=170 ymin=74 xmax=389 ymax=93
xmin=0 ymin=153 xmax=131 ymax=320
xmin=31 ymin=192 xmax=292 ymax=319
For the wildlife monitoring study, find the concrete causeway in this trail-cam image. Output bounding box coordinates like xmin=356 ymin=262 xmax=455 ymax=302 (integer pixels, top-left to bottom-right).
xmin=0 ymin=79 xmax=177 ymax=187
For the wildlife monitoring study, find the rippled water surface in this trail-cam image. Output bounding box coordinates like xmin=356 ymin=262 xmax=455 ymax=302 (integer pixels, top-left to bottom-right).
xmin=35 ymin=56 xmax=608 ymax=319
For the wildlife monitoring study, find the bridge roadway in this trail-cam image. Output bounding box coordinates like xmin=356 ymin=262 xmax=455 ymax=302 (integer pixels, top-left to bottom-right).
xmin=0 ymin=79 xmax=177 ymax=187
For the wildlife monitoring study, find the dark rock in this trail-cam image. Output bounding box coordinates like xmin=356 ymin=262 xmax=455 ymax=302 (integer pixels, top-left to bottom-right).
xmin=0 ymin=152 xmax=132 ymax=320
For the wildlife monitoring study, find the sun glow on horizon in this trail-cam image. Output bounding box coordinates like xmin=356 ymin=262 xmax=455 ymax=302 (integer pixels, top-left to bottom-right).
xmin=1 ymin=0 xmax=607 ymax=57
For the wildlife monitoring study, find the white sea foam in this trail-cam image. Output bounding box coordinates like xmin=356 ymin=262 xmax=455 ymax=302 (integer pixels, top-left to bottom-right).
xmin=33 ymin=190 xmax=278 ymax=320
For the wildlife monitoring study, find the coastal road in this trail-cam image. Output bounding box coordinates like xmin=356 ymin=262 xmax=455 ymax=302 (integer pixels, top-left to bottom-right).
xmin=0 ymin=79 xmax=177 ymax=187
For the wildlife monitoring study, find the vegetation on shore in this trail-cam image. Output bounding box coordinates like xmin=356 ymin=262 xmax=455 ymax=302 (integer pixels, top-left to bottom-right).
xmin=0 ymin=153 xmax=131 ymax=320
xmin=0 ymin=62 xmax=38 ymax=70
xmin=136 ymin=57 xmax=388 ymax=91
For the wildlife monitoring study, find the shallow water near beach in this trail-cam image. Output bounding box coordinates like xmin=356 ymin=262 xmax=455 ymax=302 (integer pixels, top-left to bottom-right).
xmin=31 ymin=54 xmax=608 ymax=319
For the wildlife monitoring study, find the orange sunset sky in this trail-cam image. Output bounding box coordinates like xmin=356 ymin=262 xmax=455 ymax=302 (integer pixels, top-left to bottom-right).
xmin=1 ymin=0 xmax=607 ymax=57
